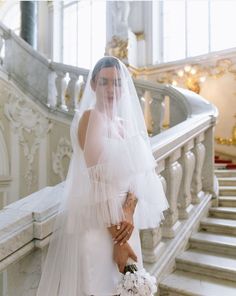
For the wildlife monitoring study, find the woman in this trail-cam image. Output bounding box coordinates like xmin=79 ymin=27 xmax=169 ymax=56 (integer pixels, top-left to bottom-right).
xmin=36 ymin=57 xmax=168 ymax=296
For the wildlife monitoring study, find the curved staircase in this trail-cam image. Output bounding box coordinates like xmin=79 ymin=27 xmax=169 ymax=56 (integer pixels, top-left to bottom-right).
xmin=159 ymin=168 xmax=236 ymax=296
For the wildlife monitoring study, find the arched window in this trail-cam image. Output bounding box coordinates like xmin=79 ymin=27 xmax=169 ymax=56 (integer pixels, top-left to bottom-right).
xmin=62 ymin=0 xmax=106 ymax=68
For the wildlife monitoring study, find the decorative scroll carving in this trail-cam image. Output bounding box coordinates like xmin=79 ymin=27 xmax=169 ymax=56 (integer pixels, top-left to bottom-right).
xmin=154 ymin=58 xmax=236 ymax=94
xmin=4 ymin=92 xmax=52 ymax=191
xmin=52 ymin=137 xmax=72 ymax=181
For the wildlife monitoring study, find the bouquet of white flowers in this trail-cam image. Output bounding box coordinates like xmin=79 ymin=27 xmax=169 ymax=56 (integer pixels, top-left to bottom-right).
xmin=116 ymin=259 xmax=157 ymax=296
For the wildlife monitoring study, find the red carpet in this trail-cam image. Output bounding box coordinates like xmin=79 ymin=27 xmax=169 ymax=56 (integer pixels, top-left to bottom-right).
xmin=215 ymin=156 xmax=236 ymax=169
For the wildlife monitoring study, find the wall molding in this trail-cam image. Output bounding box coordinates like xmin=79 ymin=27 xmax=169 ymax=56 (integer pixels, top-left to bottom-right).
xmin=52 ymin=137 xmax=72 ymax=181
xmin=4 ymin=91 xmax=52 ymax=192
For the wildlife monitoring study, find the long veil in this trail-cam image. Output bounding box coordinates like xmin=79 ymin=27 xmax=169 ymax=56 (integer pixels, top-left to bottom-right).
xmin=36 ymin=57 xmax=168 ymax=296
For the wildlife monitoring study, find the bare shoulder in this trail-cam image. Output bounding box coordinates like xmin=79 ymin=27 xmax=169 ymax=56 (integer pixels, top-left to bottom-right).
xmin=78 ymin=110 xmax=91 ymax=150
xmin=78 ymin=109 xmax=103 ymax=149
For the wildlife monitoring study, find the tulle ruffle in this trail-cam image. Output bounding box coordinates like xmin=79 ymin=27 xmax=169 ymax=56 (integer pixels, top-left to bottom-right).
xmin=65 ymin=134 xmax=168 ymax=231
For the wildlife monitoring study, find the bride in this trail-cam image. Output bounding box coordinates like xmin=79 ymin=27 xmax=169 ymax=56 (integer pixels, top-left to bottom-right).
xmin=36 ymin=56 xmax=169 ymax=296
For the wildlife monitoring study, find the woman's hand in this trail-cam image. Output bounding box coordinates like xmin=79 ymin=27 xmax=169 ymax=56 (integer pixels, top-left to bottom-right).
xmin=113 ymin=192 xmax=138 ymax=244
xmin=113 ymin=242 xmax=137 ymax=273
xmin=114 ymin=220 xmax=134 ymax=245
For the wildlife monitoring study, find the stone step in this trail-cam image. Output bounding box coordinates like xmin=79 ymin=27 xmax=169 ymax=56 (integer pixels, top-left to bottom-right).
xmin=176 ymin=249 xmax=236 ymax=282
xmin=218 ymin=177 xmax=236 ymax=186
xmin=214 ymin=163 xmax=228 ymax=169
xmin=200 ymin=217 xmax=236 ymax=235
xmin=159 ymin=270 xmax=236 ymax=296
xmin=209 ymin=207 xmax=236 ymax=220
xmin=190 ymin=232 xmax=236 ymax=256
xmin=219 ymin=186 xmax=236 ymax=196
xmin=215 ymin=169 xmax=236 ymax=178
xmin=219 ymin=196 xmax=236 ymax=207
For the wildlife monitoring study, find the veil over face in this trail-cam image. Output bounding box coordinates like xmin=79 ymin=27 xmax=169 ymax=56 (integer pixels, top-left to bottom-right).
xmin=36 ymin=57 xmax=169 ymax=296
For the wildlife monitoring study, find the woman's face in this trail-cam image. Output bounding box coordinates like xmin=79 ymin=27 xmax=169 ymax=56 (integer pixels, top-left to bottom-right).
xmin=91 ymin=67 xmax=122 ymax=112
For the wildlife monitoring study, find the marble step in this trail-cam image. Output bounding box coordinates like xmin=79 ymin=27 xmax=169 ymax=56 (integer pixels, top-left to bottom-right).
xmin=190 ymin=232 xmax=236 ymax=256
xmin=200 ymin=217 xmax=236 ymax=235
xmin=219 ymin=186 xmax=236 ymax=196
xmin=176 ymin=249 xmax=236 ymax=282
xmin=214 ymin=163 xmax=229 ymax=169
xmin=209 ymin=207 xmax=236 ymax=219
xmin=218 ymin=177 xmax=236 ymax=186
xmin=159 ymin=270 xmax=236 ymax=296
xmin=215 ymin=169 xmax=236 ymax=178
xmin=219 ymin=196 xmax=236 ymax=207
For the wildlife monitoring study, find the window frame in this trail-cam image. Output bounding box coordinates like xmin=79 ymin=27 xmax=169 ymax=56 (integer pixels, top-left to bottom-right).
xmin=158 ymin=0 xmax=236 ymax=64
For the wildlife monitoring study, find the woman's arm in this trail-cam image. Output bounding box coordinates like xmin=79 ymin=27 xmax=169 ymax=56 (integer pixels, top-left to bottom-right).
xmin=110 ymin=193 xmax=138 ymax=274
xmin=113 ymin=242 xmax=137 ymax=273
xmin=108 ymin=192 xmax=138 ymax=245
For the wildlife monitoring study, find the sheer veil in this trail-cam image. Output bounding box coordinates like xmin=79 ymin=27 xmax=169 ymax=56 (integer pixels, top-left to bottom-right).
xmin=36 ymin=57 xmax=168 ymax=296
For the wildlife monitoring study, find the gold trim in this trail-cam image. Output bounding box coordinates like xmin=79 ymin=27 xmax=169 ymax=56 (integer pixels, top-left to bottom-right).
xmin=105 ymin=36 xmax=128 ymax=60
xmin=215 ymin=114 xmax=236 ymax=146
xmin=128 ymin=58 xmax=236 ymax=78
xmin=134 ymin=31 xmax=145 ymax=41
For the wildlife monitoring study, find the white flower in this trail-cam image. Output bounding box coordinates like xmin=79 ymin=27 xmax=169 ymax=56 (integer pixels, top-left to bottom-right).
xmin=116 ymin=265 xmax=157 ymax=296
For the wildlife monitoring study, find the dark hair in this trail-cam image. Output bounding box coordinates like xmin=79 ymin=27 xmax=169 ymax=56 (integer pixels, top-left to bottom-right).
xmin=91 ymin=56 xmax=121 ymax=82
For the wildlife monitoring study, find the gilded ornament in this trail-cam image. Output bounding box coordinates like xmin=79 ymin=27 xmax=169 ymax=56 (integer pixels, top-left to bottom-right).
xmin=105 ymin=36 xmax=128 ymax=60
xmin=134 ymin=32 xmax=145 ymax=42
xmin=215 ymin=114 xmax=236 ymax=146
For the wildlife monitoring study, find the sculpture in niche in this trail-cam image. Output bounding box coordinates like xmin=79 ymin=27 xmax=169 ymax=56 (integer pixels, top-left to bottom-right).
xmin=112 ymin=1 xmax=130 ymax=36
xmin=106 ymin=1 xmax=130 ymax=62
xmin=4 ymin=92 xmax=52 ymax=192
xmin=52 ymin=137 xmax=72 ymax=181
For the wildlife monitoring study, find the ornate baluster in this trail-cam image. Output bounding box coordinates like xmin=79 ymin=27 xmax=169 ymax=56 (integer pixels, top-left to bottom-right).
xmin=162 ymin=150 xmax=183 ymax=238
xmin=143 ymin=90 xmax=154 ymax=136
xmin=140 ymin=160 xmax=166 ymax=263
xmin=191 ymin=134 xmax=206 ymax=204
xmin=66 ymin=72 xmax=79 ymax=111
xmin=152 ymin=94 xmax=165 ymax=135
xmin=162 ymin=95 xmax=170 ymax=130
xmin=77 ymin=75 xmax=86 ymax=108
xmin=178 ymin=140 xmax=195 ymax=219
xmin=202 ymin=127 xmax=216 ymax=198
xmin=55 ymin=70 xmax=68 ymax=110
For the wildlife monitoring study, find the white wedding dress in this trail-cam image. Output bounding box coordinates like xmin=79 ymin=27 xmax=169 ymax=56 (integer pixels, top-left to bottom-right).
xmin=78 ymin=117 xmax=165 ymax=295
xmin=36 ymin=57 xmax=169 ymax=296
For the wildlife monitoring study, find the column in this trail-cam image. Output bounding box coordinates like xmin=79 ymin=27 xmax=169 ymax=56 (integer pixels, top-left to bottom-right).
xmin=20 ymin=1 xmax=37 ymax=48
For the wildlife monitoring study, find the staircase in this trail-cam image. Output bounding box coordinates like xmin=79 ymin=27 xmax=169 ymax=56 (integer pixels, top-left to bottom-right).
xmin=159 ymin=168 xmax=236 ymax=296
